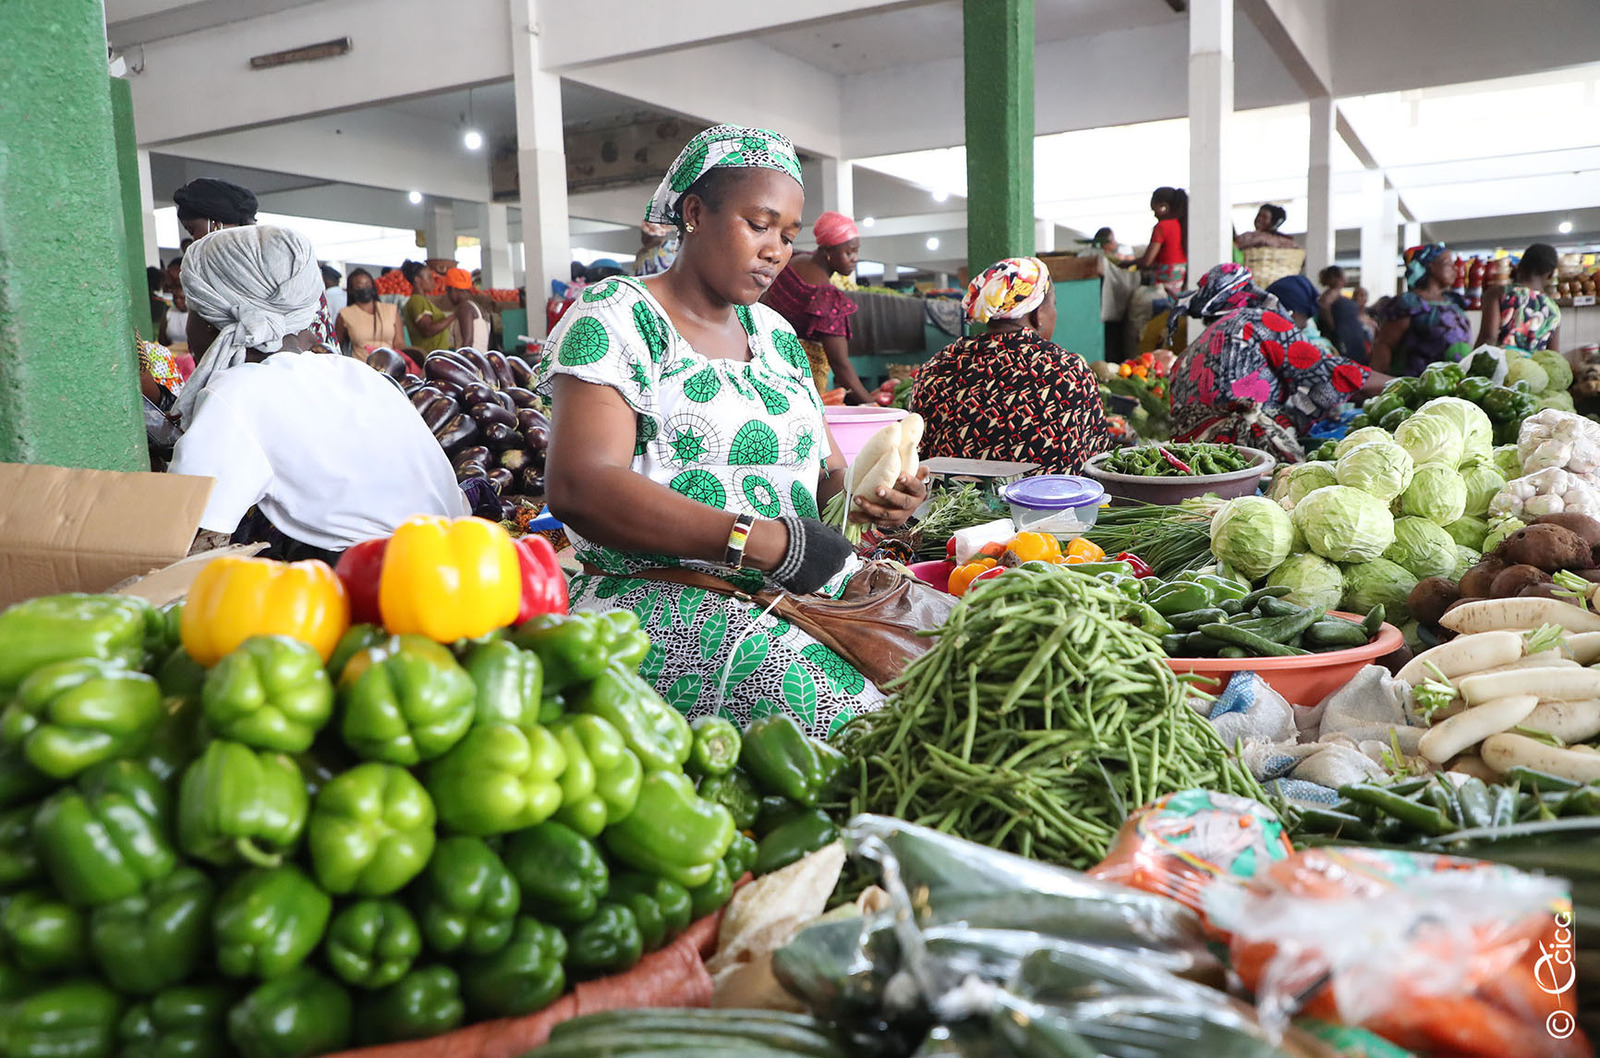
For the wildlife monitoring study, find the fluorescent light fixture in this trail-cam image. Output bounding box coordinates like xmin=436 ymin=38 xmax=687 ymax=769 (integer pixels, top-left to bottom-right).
xmin=861 ymin=216 xmax=876 ymax=228
xmin=931 ymin=189 xmax=949 ymax=203
xmin=408 ymin=191 xmax=423 ymax=205
xmin=1559 ymin=220 xmax=1574 ymax=234
xmin=463 ymin=129 xmax=484 ymax=151
xmin=926 ymin=236 xmax=941 ymax=251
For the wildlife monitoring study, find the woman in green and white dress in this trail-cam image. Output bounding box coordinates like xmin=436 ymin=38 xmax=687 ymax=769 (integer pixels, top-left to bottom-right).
xmin=538 ymin=125 xmax=926 ymax=738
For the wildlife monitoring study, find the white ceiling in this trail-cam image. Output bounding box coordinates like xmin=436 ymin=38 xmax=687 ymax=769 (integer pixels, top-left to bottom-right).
xmin=106 ymin=0 xmax=322 ymax=47
xmin=376 ymin=81 xmax=668 ymax=139
xmin=761 ymin=0 xmax=1180 ymax=76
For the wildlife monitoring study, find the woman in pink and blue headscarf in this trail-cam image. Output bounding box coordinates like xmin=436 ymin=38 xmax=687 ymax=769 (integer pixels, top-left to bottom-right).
xmin=1372 ymin=243 xmax=1472 ymax=375
xmin=1167 ymin=264 xmax=1389 ymax=462
xmin=762 ymin=210 xmax=871 ymax=402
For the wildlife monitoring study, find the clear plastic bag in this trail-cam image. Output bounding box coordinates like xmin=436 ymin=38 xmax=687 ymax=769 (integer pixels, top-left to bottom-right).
xmin=1205 ymin=846 xmax=1590 ymax=1058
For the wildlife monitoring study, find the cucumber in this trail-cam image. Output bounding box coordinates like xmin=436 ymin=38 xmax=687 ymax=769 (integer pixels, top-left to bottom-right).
xmin=1304 ymin=620 xmax=1371 ymax=650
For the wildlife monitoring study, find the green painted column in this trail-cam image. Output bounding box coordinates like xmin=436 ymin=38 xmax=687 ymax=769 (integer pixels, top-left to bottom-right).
xmin=0 ymin=0 xmax=147 ymax=471
xmin=111 ymin=76 xmax=155 ymax=343
xmin=963 ymin=0 xmax=1035 ymax=277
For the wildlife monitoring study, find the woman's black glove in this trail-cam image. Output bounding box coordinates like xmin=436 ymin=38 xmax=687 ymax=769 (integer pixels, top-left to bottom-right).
xmin=772 ymin=516 xmax=853 ymax=596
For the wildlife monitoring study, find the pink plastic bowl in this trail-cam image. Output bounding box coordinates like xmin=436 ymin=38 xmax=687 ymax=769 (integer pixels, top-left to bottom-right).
xmin=909 ymin=560 xmax=954 ymax=593
xmin=823 ymin=406 xmax=908 ymax=466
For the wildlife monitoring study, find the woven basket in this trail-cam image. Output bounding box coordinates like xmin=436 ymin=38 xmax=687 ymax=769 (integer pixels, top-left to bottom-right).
xmin=1241 ymin=246 xmax=1306 ymax=289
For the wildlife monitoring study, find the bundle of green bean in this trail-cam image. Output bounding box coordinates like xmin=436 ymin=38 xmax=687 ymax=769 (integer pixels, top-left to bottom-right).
xmin=1100 ymin=442 xmax=1256 ymax=477
xmin=1083 ymin=499 xmax=1216 ymax=578
xmin=837 ymin=565 xmax=1263 ymax=868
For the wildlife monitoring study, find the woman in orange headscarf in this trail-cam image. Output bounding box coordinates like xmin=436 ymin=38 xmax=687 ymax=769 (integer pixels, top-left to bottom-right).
xmin=762 ymin=210 xmax=873 ymax=403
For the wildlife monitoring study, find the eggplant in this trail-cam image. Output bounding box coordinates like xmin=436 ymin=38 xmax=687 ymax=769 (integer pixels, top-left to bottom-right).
xmin=461 ymin=381 xmax=497 ymax=408
xmin=403 ymin=377 xmax=427 ymax=396
xmin=505 ymin=387 xmax=539 ymax=409
xmin=500 ymin=499 xmax=523 ymax=521
xmin=522 ymin=425 xmax=550 ymax=454
xmin=421 ymin=396 xmax=459 ymax=433
xmin=489 ymin=390 xmax=516 ymax=413
xmin=455 ymin=348 xmax=496 ymax=381
xmin=520 ymin=470 xmax=546 ymax=496
xmin=455 ymin=465 xmax=489 ymax=484
xmin=498 ymin=448 xmax=531 ymax=473
xmin=425 ymin=352 xmax=483 ymax=390
xmin=435 ymin=414 xmax=479 ymax=450
xmin=469 ymin=402 xmax=518 ymax=431
xmin=485 ymin=350 xmax=516 ymax=390
xmin=453 ymin=445 xmax=492 ymax=471
xmin=366 ymin=347 xmax=408 ymax=380
xmin=507 ymin=355 xmax=536 ymax=388
xmin=482 ymin=421 xmax=518 ymax=449
xmin=410 ymin=384 xmax=445 ymax=409
xmin=515 ymin=408 xmax=550 ymax=433
xmin=486 ymin=467 xmax=515 ymax=494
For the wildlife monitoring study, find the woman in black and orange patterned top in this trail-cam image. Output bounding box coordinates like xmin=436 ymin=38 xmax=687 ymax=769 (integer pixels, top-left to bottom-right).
xmin=911 ymin=257 xmax=1113 ymax=474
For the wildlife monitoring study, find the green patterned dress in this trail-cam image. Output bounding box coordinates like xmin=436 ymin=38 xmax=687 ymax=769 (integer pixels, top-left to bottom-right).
xmin=537 ymin=276 xmax=885 ymax=737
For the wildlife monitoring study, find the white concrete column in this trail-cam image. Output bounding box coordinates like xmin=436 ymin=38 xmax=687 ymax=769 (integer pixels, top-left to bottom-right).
xmin=136 ymin=149 xmax=159 ymax=267
xmin=1187 ymin=0 xmax=1234 ymax=280
xmin=820 ymin=158 xmax=854 ymax=220
xmin=1359 ymin=171 xmax=1401 ymax=298
xmin=882 ymin=262 xmax=899 ymax=284
xmin=1403 ymin=221 xmax=1422 ymax=251
xmin=1034 ymin=219 xmax=1056 ymax=254
xmin=424 ymin=201 xmax=456 ymax=264
xmin=1305 ymin=95 xmax=1335 ymax=277
xmin=511 ymin=0 xmax=570 ymax=336
xmin=482 ymin=203 xmax=512 ymax=288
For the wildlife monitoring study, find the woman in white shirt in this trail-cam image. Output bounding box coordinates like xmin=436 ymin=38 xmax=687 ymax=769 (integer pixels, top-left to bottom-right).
xmin=163 ymin=284 xmax=190 ymax=347
xmin=170 ymin=225 xmax=467 ymax=561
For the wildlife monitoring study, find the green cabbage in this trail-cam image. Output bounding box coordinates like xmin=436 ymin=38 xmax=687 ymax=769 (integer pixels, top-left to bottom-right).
xmin=1539 ymin=390 xmax=1576 ymax=413
xmin=1266 ymin=552 xmax=1345 ymax=610
xmin=1453 ymin=544 xmax=1480 ymax=580
xmin=1285 ymin=462 xmax=1338 ymax=507
xmin=1459 ymin=460 xmax=1507 ymax=518
xmin=1493 ymin=445 xmax=1525 ymax=481
xmin=1532 ymin=349 xmax=1573 ymax=393
xmin=1384 ymin=516 xmax=1459 ymax=579
xmin=1400 ymin=463 xmax=1467 ymax=526
xmin=1505 ymin=356 xmax=1551 ymax=394
xmin=1335 ymin=426 xmax=1396 ymax=460
xmin=1209 ymin=496 xmax=1296 ymax=581
xmin=1342 ymin=557 xmax=1419 ymax=625
xmin=1484 ymin=517 xmax=1525 ymax=552
xmin=1292 ymin=485 xmax=1397 ymax=563
xmin=1336 ymin=441 xmax=1416 ymax=503
xmin=1414 ymin=396 xmax=1494 ymax=461
xmin=1265 ymin=465 xmax=1293 ymax=503
xmin=1393 ymin=414 xmax=1464 ymax=469
xmin=1443 ymin=515 xmax=1489 ymax=549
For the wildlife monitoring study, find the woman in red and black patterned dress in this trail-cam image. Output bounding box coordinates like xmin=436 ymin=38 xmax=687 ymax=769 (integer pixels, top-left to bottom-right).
xmin=911 ymin=257 xmax=1113 ymax=474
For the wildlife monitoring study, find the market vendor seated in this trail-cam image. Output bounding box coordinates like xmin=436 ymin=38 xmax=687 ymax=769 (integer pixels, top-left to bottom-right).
xmin=169 ymin=225 xmax=468 ymax=563
xmin=1166 ymin=264 xmax=1390 ymax=463
xmin=540 ymin=124 xmax=925 ymax=738
xmin=911 ymin=257 xmax=1114 ymax=474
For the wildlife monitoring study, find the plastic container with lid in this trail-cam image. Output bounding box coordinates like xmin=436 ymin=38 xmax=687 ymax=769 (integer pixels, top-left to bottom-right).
xmin=998 ymin=475 xmax=1107 ymax=536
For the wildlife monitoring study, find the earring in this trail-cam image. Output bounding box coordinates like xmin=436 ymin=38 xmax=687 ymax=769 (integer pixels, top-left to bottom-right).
xmin=684 ymin=224 xmax=696 ymax=234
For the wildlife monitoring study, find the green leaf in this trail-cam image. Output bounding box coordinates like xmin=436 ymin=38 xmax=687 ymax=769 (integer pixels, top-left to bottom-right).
xmin=676 ymin=588 xmax=705 ymax=625
xmin=699 ymin=610 xmax=728 ymax=661
xmin=771 ymin=330 xmax=809 ymax=373
xmin=632 ymin=589 xmax=660 ymax=627
xmin=581 ymin=279 xmax=620 ymax=303
xmin=664 ymin=674 xmax=703 ymax=716
xmin=639 ymin=644 xmax=666 ymax=682
xmin=558 ymin=315 xmax=610 ymax=366
xmin=734 ymin=305 xmax=755 ymax=334
xmin=751 ymin=698 xmax=782 ymax=722
xmin=633 ymin=301 xmax=671 ymax=363
xmin=742 ymin=475 xmax=781 ymax=518
xmin=780 ymin=663 xmax=818 ymax=727
xmin=594 ymin=576 xmax=642 ymax=600
xmin=801 ymin=644 xmax=865 ymax=696
xmin=749 ymin=376 xmax=791 ymax=416
xmin=722 ymin=632 xmax=771 ymax=690
xmin=827 ymin=710 xmax=857 ymax=738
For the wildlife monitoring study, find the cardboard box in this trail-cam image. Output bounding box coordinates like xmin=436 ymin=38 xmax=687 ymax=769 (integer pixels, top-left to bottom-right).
xmin=0 ymin=463 xmax=215 ymax=608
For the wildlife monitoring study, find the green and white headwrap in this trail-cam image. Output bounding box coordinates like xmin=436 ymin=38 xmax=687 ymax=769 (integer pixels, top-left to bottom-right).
xmin=645 ymin=124 xmax=803 ymax=226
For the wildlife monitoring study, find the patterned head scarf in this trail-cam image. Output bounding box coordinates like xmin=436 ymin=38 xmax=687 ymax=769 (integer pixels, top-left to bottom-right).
xmin=177 ymin=224 xmax=324 ymax=423
xmin=645 ymin=125 xmax=803 ymax=227
xmin=964 ymin=257 xmax=1053 ymax=324
xmin=1404 ymin=243 xmax=1449 ymax=289
xmin=1166 ymin=263 xmax=1270 ymax=346
xmin=813 ymin=211 xmax=859 ymax=248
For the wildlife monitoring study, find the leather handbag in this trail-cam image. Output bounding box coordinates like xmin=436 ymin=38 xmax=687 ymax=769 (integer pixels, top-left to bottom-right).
xmin=625 ymin=561 xmax=955 ymax=689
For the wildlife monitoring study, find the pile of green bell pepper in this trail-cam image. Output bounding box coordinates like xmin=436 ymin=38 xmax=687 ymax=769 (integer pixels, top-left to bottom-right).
xmin=514 ymin=610 xmax=650 ymax=691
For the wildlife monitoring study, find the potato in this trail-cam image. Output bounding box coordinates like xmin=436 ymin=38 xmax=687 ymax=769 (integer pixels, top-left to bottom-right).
xmin=1531 ymin=512 xmax=1600 ymax=549
xmin=1499 ymin=523 xmax=1593 ymax=573
xmin=1489 ymin=563 xmax=1552 ymax=598
xmin=1458 ymin=555 xmax=1507 ymax=598
xmin=1407 ymin=577 xmax=1461 ymax=628
xmin=1519 ymin=582 xmax=1568 ymax=601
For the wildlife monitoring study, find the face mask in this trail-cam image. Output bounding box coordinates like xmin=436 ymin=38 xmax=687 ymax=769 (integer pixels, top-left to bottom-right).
xmin=350 ymin=287 xmax=377 ymax=304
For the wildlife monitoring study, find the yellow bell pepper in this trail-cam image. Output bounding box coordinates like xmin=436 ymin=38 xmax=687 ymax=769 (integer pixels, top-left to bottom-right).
xmin=1063 ymin=538 xmax=1106 ymax=564
xmin=379 ymin=516 xmax=521 ymax=643
xmin=181 ymin=556 xmax=350 ymax=666
xmin=948 ymin=558 xmax=998 ymax=598
xmin=1008 ymin=532 xmax=1062 ymax=564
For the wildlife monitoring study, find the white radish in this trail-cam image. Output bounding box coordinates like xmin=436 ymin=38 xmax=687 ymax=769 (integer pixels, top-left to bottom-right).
xmin=1441 ymin=597 xmax=1600 ymax=635
xmin=1481 ymin=732 xmax=1600 ymax=783
xmin=1563 ymin=631 xmax=1600 ymax=665
xmin=1468 ymin=655 xmax=1580 ymax=677
xmin=1420 ymin=695 xmax=1539 ymax=764
xmin=1523 ymin=699 xmax=1600 ymax=744
xmin=847 ymin=422 xmax=904 ymax=504
xmin=1458 ymin=667 xmax=1600 ymax=705
xmin=1396 ymin=630 xmax=1524 ymax=685
xmin=896 ymin=413 xmax=924 ymax=480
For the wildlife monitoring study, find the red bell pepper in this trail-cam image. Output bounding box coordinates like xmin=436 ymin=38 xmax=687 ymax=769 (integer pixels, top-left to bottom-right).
xmin=1117 ymin=552 xmax=1155 ymax=578
xmin=513 ymin=536 xmax=569 ymax=622
xmin=335 ymin=538 xmax=388 ymax=626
